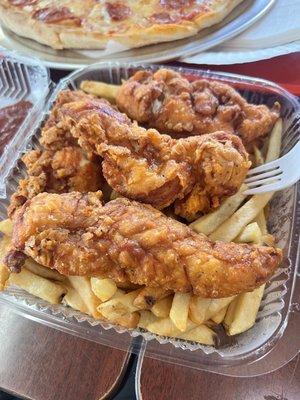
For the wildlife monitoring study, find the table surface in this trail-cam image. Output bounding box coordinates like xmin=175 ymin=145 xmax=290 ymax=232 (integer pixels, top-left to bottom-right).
xmin=0 ymin=53 xmax=299 ymax=400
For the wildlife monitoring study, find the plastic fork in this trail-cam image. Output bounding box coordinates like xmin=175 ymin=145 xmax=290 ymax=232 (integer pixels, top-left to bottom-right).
xmin=244 ymin=141 xmax=300 ymax=195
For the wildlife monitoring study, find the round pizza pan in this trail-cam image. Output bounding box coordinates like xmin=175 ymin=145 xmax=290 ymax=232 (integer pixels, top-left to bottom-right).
xmin=0 ymin=0 xmax=274 ymax=70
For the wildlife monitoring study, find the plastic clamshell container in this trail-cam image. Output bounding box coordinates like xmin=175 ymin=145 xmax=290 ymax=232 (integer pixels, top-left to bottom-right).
xmin=0 ymin=49 xmax=50 ymax=197
xmin=0 ymin=59 xmax=299 ymax=377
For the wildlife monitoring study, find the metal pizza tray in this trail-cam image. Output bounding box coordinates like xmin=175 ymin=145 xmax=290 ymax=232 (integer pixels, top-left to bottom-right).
xmin=0 ymin=0 xmax=274 ymax=70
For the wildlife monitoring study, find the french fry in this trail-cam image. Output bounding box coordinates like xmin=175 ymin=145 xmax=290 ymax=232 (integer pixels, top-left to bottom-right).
xmin=236 ymin=222 xmax=262 ymax=244
xmin=63 ymin=287 xmax=89 ymax=314
xmin=266 ymin=119 xmax=282 ymax=162
xmin=151 ymin=296 xmax=173 ymax=318
xmin=169 ymin=292 xmax=191 ymax=332
xmin=253 ymin=146 xmax=265 ymax=166
xmin=210 ymin=192 xmax=273 ymax=242
xmin=178 ymin=324 xmax=216 ymax=345
xmin=147 ymin=317 xmax=196 ymax=337
xmin=190 ymin=184 xmax=247 ymax=235
xmin=223 ymin=284 xmax=265 ymax=336
xmin=211 ymin=306 xmax=228 ymax=324
xmin=97 ymin=289 xmax=141 ymax=319
xmin=25 ymin=258 xmax=65 ymax=282
xmin=133 ymin=286 xmax=170 ymax=309
xmin=7 ymin=269 xmax=66 ymax=304
xmin=0 ymin=219 xmax=13 ymax=236
xmin=68 ymin=276 xmax=101 ymax=318
xmin=112 ymin=288 xmax=125 ymax=298
xmin=90 ymin=277 xmax=117 ymax=302
xmin=255 ymin=210 xmax=268 ymax=236
xmin=138 ymin=310 xmax=159 ymax=329
xmin=189 ymin=296 xmax=235 ymax=325
xmin=112 ymin=312 xmax=140 ymax=329
xmin=80 ymin=80 xmax=119 ymax=102
xmin=0 ymin=235 xmax=12 ymax=290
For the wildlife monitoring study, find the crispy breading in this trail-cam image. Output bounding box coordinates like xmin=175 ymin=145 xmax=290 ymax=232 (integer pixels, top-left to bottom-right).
xmin=8 ymin=147 xmax=102 ymax=218
xmin=40 ymin=90 xmax=95 ymax=150
xmin=6 ymin=192 xmax=282 ymax=298
xmin=42 ymin=91 xmax=250 ymax=218
xmin=116 ymin=69 xmax=280 ymax=149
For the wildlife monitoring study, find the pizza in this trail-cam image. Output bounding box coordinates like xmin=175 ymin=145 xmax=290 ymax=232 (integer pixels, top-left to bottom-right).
xmin=0 ymin=0 xmax=244 ymax=50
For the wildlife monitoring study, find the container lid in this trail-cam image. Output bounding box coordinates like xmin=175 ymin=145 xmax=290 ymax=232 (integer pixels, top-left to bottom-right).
xmin=0 ymin=48 xmax=50 ymax=197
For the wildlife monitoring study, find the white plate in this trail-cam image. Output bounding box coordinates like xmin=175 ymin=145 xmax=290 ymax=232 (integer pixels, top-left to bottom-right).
xmin=183 ymin=41 xmax=300 ymax=65
xmin=0 ymin=0 xmax=274 ymax=70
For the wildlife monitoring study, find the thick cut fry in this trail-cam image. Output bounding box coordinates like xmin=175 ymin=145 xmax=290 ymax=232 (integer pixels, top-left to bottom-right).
xmin=25 ymin=257 xmax=65 ymax=282
xmin=147 ymin=317 xmax=196 ymax=337
xmin=170 ymin=292 xmax=191 ymax=332
xmin=90 ymin=277 xmax=117 ymax=302
xmin=189 ymin=296 xmax=235 ymax=325
xmin=211 ymin=306 xmax=228 ymax=324
xmin=210 ymin=192 xmax=273 ymax=242
xmin=190 ymin=184 xmax=247 ymax=235
xmin=7 ymin=268 xmax=66 ymax=304
xmin=224 ymin=284 xmax=265 ymax=336
xmin=255 ymin=210 xmax=268 ymax=236
xmin=68 ymin=276 xmax=101 ymax=318
xmin=112 ymin=288 xmax=125 ymax=298
xmin=236 ymin=222 xmax=262 ymax=244
xmin=266 ymin=119 xmax=282 ymax=162
xmin=98 ymin=289 xmax=141 ymax=319
xmin=112 ymin=312 xmax=140 ymax=329
xmin=0 ymin=235 xmax=12 ymax=290
xmin=178 ymin=324 xmax=216 ymax=345
xmin=151 ymin=296 xmax=173 ymax=318
xmin=80 ymin=81 xmax=119 ymax=102
xmin=253 ymin=146 xmax=265 ymax=166
xmin=133 ymin=286 xmax=170 ymax=310
xmin=0 ymin=219 xmax=13 ymax=236
xmin=63 ymin=287 xmax=89 ymax=314
xmin=138 ymin=310 xmax=159 ymax=329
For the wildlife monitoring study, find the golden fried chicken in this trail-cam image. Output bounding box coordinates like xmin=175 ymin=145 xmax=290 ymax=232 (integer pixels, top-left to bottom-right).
xmin=8 ymin=146 xmax=102 ymax=218
xmin=40 ymin=90 xmax=95 ymax=150
xmin=5 ymin=192 xmax=282 ymax=298
xmin=116 ymin=69 xmax=280 ymax=148
xmin=42 ymin=91 xmax=250 ymax=218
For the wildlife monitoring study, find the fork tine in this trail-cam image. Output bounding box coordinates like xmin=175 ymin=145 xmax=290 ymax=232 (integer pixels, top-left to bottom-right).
xmin=245 ymin=168 xmax=282 ymax=184
xmin=246 ymin=175 xmax=282 ymax=189
xmin=244 ymin=182 xmax=280 ymax=195
xmin=246 ymin=160 xmax=279 ymax=176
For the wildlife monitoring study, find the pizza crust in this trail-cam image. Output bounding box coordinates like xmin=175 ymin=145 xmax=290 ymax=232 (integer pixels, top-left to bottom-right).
xmin=0 ymin=0 xmax=245 ymax=50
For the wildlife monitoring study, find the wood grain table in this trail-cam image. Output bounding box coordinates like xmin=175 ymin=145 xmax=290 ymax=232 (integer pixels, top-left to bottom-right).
xmin=0 ymin=305 xmax=131 ymax=400
xmin=0 ymin=53 xmax=299 ymax=400
xmin=138 ymin=353 xmax=300 ymax=400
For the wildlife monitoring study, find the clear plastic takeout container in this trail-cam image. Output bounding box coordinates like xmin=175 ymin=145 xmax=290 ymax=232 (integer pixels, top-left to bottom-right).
xmin=0 ymin=54 xmax=299 ymax=376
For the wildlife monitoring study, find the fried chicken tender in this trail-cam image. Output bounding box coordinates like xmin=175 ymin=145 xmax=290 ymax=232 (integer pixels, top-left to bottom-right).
xmin=6 ymin=192 xmax=282 ymax=298
xmin=40 ymin=90 xmax=95 ymax=150
xmin=8 ymin=147 xmax=102 ymax=218
xmin=116 ymin=69 xmax=280 ymax=148
xmin=43 ymin=91 xmax=250 ymax=218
